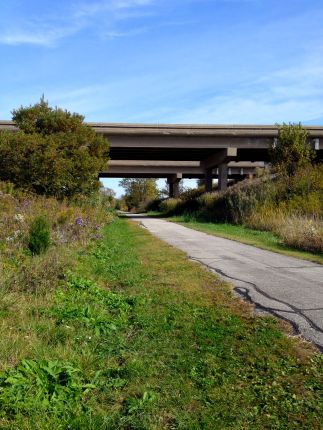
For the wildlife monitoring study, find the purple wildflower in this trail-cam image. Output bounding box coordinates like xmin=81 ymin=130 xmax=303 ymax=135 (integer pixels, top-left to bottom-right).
xmin=74 ymin=217 xmax=85 ymax=226
xmin=21 ymin=200 xmax=31 ymax=208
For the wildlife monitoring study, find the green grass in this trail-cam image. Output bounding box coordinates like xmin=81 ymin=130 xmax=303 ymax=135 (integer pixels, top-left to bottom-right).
xmin=158 ymin=215 xmax=323 ymax=265
xmin=0 ymin=217 xmax=322 ymax=429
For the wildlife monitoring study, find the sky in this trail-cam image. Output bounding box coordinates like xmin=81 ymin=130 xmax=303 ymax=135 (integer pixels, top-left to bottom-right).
xmin=1 ymin=0 xmax=323 ymax=195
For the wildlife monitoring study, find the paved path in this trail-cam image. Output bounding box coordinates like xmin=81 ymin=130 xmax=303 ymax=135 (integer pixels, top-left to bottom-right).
xmin=126 ymin=214 xmax=323 ymax=350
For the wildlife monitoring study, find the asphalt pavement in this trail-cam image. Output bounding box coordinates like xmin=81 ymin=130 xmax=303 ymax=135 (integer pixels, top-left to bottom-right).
xmin=125 ymin=214 xmax=323 ymax=351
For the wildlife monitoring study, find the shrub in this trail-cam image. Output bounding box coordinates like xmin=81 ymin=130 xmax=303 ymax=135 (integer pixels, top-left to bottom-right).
xmin=145 ymin=198 xmax=163 ymax=212
xmin=28 ymin=216 xmax=50 ymax=255
xmin=269 ymin=123 xmax=315 ymax=176
xmin=159 ymin=198 xmax=181 ymax=215
xmin=179 ymin=186 xmax=205 ymax=201
xmin=0 ymin=98 xmax=109 ymax=198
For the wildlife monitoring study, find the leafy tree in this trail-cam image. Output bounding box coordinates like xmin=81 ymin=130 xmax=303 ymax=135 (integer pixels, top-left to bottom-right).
xmin=119 ymin=178 xmax=159 ymax=209
xmin=270 ymin=123 xmax=315 ymax=176
xmin=100 ymin=185 xmax=116 ymax=206
xmin=0 ymin=98 xmax=109 ymax=198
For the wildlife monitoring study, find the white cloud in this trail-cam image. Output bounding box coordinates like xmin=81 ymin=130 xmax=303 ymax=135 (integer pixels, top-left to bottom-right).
xmin=0 ymin=24 xmax=82 ymax=47
xmin=0 ymin=0 xmax=155 ymax=46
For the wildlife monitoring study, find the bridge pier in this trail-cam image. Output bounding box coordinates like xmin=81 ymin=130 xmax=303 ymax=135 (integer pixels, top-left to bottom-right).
xmin=204 ymin=168 xmax=213 ymax=192
xmin=203 ymin=148 xmax=237 ymax=193
xmin=167 ymin=173 xmax=182 ymax=198
xmin=218 ymin=164 xmax=228 ymax=192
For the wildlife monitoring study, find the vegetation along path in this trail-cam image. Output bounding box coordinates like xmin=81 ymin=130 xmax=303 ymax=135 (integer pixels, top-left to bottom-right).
xmin=125 ymin=214 xmax=323 ymax=350
xmin=2 ymin=216 xmax=322 ymax=428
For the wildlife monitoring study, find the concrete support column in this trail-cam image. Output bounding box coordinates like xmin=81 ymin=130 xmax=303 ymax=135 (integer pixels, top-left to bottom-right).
xmin=218 ymin=164 xmax=228 ymax=192
xmin=167 ymin=174 xmax=182 ymax=198
xmin=204 ymin=168 xmax=213 ymax=192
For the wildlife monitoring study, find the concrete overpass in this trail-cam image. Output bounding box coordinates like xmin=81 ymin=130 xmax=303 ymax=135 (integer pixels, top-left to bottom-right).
xmin=92 ymin=122 xmax=323 ymax=196
xmin=1 ymin=121 xmax=322 ymax=197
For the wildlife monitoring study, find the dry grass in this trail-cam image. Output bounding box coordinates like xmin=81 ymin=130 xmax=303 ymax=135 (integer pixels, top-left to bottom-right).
xmin=246 ymin=205 xmax=286 ymax=232
xmin=159 ymin=198 xmax=181 ymax=214
xmin=156 ymin=165 xmax=323 ymax=255
xmin=247 ymin=207 xmax=323 ymax=253
xmin=0 ymin=186 xmax=112 ymax=257
xmin=277 ymin=216 xmax=323 ymax=253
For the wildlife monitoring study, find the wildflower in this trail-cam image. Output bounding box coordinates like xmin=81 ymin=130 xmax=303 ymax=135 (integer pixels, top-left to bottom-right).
xmin=6 ymin=230 xmax=20 ymax=241
xmin=74 ymin=217 xmax=85 ymax=226
xmin=92 ymin=233 xmax=103 ymax=240
xmin=14 ymin=213 xmax=24 ymax=222
xmin=21 ymin=200 xmax=31 ymax=209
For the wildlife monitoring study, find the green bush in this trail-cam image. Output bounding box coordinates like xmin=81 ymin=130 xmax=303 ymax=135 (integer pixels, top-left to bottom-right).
xmin=269 ymin=123 xmax=315 ymax=176
xmin=145 ymin=198 xmax=163 ymax=212
xmin=28 ymin=216 xmax=50 ymax=255
xmin=0 ymin=98 xmax=109 ymax=198
xmin=179 ymin=186 xmax=205 ymax=201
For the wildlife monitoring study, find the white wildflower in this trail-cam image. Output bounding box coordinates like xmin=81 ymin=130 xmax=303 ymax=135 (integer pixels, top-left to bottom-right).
xmin=14 ymin=213 xmax=24 ymax=222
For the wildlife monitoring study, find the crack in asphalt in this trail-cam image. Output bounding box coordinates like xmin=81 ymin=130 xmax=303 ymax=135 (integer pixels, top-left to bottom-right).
xmin=268 ymin=266 xmax=316 ymax=269
xmin=132 ymin=216 xmax=323 ymax=351
xmin=189 ymin=256 xmax=323 ymax=351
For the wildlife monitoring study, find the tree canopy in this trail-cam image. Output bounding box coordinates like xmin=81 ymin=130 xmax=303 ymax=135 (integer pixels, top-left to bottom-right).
xmin=0 ymin=98 xmax=109 ymax=198
xmin=119 ymin=178 xmax=159 ymax=209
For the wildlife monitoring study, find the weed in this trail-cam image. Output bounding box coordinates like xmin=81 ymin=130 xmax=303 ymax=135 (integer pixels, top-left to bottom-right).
xmin=0 ymin=359 xmax=95 ymax=417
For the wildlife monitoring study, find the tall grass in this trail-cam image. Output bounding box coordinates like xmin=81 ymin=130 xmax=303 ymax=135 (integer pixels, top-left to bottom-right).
xmin=0 ymin=182 xmax=113 ymax=294
xmin=156 ymin=165 xmax=323 ymax=253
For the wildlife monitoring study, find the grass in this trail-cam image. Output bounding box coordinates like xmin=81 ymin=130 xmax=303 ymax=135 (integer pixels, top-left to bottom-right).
xmin=149 ymin=213 xmax=323 ymax=265
xmin=0 ymin=217 xmax=322 ymax=429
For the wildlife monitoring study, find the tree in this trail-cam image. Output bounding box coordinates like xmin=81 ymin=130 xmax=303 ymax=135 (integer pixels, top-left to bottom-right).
xmin=0 ymin=98 xmax=109 ymax=198
xmin=119 ymin=178 xmax=159 ymax=209
xmin=99 ymin=185 xmax=116 ymax=206
xmin=269 ymin=123 xmax=315 ymax=176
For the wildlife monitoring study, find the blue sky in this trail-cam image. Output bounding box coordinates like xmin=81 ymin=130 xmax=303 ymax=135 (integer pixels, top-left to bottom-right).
xmin=1 ymin=0 xmax=323 ymax=195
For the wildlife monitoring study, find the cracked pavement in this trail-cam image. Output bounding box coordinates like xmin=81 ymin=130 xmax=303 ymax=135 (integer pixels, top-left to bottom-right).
xmin=125 ymin=214 xmax=323 ymax=351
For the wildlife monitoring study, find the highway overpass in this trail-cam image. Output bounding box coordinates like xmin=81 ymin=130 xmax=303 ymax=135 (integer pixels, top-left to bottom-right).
xmin=1 ymin=121 xmax=322 ymax=197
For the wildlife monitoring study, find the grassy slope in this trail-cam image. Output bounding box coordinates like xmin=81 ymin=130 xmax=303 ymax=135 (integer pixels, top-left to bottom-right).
xmin=0 ymin=218 xmax=322 ymax=429
xmin=160 ymin=215 xmax=323 ymax=265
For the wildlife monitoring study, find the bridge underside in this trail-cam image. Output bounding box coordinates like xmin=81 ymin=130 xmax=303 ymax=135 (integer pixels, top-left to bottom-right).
xmin=94 ymin=124 xmax=323 ymax=196
xmin=101 ymin=161 xmax=264 ymax=179
xmin=1 ymin=121 xmax=322 ymax=198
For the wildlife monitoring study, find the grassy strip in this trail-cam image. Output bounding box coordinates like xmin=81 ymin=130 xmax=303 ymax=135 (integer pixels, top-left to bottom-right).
xmin=0 ymin=217 xmax=322 ymax=429
xmin=158 ymin=215 xmax=323 ymax=265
